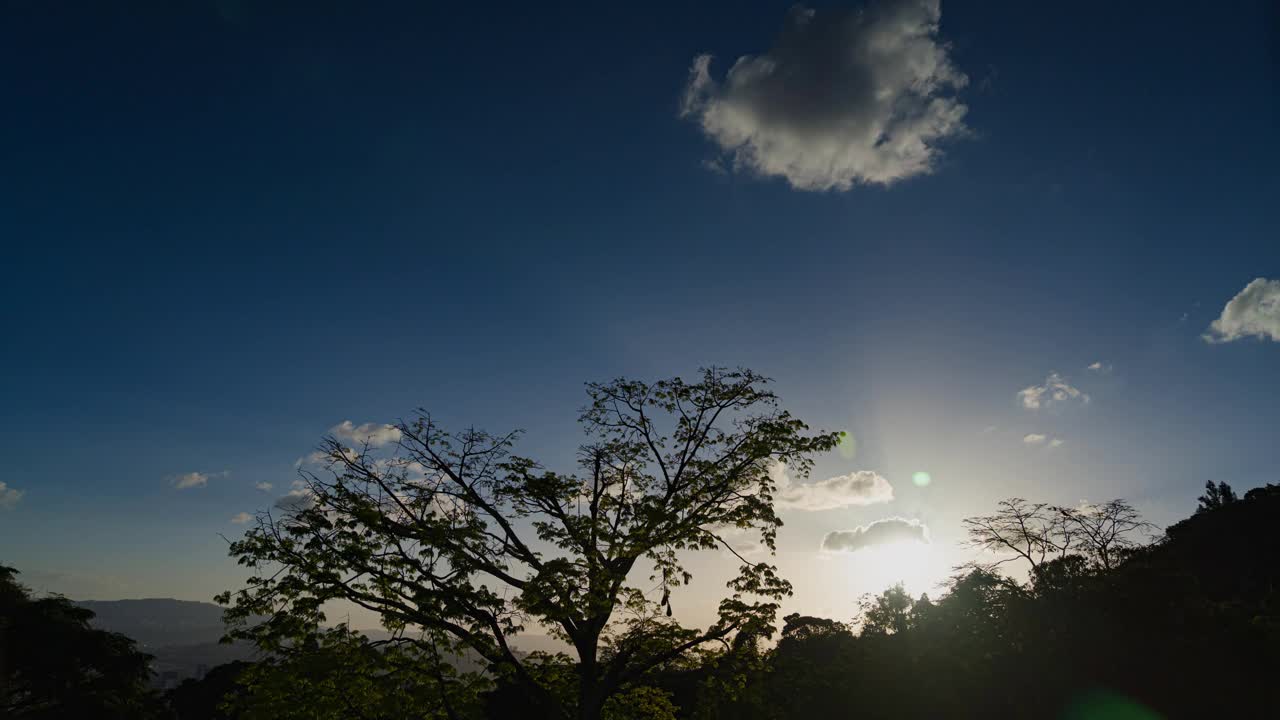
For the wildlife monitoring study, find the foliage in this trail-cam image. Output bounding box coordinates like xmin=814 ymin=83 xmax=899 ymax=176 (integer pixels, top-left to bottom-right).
xmin=176 ymin=481 xmax=1280 ymax=718
xmin=218 ymin=368 xmax=840 ymax=720
xmin=165 ymin=661 xmax=251 ymax=720
xmin=0 ymin=566 xmax=162 ymax=719
xmin=226 ymin=626 xmax=487 ymax=720
xmin=858 ymin=583 xmax=918 ymax=636
xmin=680 ymin=486 xmax=1279 ymax=719
xmin=1196 ymin=480 xmax=1238 ymax=513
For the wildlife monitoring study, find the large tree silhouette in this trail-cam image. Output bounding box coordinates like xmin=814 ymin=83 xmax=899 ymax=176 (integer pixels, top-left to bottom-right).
xmin=218 ymin=368 xmax=839 ymax=720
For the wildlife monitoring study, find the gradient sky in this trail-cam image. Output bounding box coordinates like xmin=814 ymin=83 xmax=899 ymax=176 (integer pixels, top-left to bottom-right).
xmin=2 ymin=0 xmax=1277 ymax=628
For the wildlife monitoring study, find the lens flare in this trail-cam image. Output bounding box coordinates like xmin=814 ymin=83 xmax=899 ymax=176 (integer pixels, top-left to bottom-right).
xmin=1062 ymin=690 xmax=1163 ymax=720
xmin=837 ymin=431 xmax=857 ymax=460
xmin=912 ymin=471 xmax=932 ymax=487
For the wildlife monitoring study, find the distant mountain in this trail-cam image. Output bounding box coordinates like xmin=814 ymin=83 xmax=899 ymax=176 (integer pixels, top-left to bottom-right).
xmin=74 ymin=597 xmax=562 ymax=685
xmin=75 ymin=598 xmax=257 ymax=686
xmin=78 ymin=598 xmax=227 ymax=648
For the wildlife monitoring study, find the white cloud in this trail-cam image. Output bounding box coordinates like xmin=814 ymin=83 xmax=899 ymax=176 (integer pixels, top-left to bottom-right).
xmin=1086 ymin=361 xmax=1112 ymax=373
xmin=680 ymin=0 xmax=968 ymax=191
xmin=255 ymin=481 xmax=273 ymax=492
xmin=170 ymin=470 xmax=228 ymax=490
xmin=0 ymin=481 xmax=24 ymax=509
xmin=1017 ymin=372 xmax=1089 ymax=410
xmin=822 ymin=517 xmax=930 ymax=552
xmin=331 ymin=420 xmax=401 ymax=448
xmin=1049 ymin=438 xmax=1064 ymax=448
xmin=1023 ymin=433 xmax=1047 ymax=445
xmin=230 ymin=512 xmax=253 ymax=524
xmin=771 ymin=461 xmax=894 ymax=511
xmin=275 ymin=479 xmax=316 ymax=512
xmin=1203 ymin=278 xmax=1280 ymax=343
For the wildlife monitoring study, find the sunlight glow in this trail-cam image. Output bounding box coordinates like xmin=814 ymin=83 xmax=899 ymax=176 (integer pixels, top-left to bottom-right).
xmin=845 ymin=539 xmax=948 ymax=598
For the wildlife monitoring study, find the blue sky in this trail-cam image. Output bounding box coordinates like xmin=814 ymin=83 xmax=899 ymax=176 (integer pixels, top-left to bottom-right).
xmin=1 ymin=0 xmax=1277 ymax=620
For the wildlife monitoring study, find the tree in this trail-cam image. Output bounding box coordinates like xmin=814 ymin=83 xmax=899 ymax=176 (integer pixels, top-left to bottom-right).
xmin=859 ymin=583 xmax=917 ymax=636
xmin=166 ymin=661 xmax=251 ymax=720
xmin=1053 ymin=500 xmax=1154 ymax=571
xmin=227 ymin=626 xmax=485 ymax=720
xmin=218 ymin=368 xmax=840 ymax=720
xmin=963 ymin=498 xmax=1153 ymax=573
xmin=962 ymin=498 xmax=1073 ymax=573
xmin=0 ymin=566 xmax=161 ymax=719
xmin=1196 ymin=480 xmax=1238 ymax=513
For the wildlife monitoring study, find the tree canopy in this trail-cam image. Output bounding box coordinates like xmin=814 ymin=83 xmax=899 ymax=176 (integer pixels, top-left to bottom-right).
xmin=218 ymin=368 xmax=840 ymax=720
xmin=0 ymin=566 xmax=161 ymax=719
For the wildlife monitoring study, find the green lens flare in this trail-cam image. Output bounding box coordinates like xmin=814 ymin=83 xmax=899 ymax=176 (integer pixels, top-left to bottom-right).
xmin=1062 ymin=690 xmax=1163 ymax=720
xmin=837 ymin=431 xmax=857 ymax=459
xmin=912 ymin=471 xmax=932 ymax=487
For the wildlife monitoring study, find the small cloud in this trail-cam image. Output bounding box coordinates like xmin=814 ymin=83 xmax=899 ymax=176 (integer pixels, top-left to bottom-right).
xmin=1024 ymin=434 xmax=1064 ymax=448
xmin=331 ymin=420 xmax=401 ymax=448
xmin=254 ymin=481 xmax=273 ymax=492
xmin=275 ymin=480 xmax=316 ymax=512
xmin=680 ymin=0 xmax=969 ymax=191
xmin=1203 ymin=278 xmax=1280 ymax=343
xmin=771 ymin=462 xmax=893 ymax=511
xmin=170 ymin=470 xmax=228 ymax=490
xmin=296 ymin=447 xmax=359 ymax=470
xmin=701 ymin=157 xmax=728 ymax=175
xmin=0 ymin=481 xmax=24 ymax=509
xmin=1086 ymin=361 xmax=1112 ymax=374
xmin=230 ymin=512 xmax=253 ymax=524
xmin=1017 ymin=372 xmax=1089 ymax=410
xmin=822 ymin=517 xmax=930 ymax=553
xmin=714 ymin=524 xmax=768 ymax=557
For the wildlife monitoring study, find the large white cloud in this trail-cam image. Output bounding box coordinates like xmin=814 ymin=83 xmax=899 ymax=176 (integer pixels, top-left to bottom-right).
xmin=1203 ymin=278 xmax=1280 ymax=343
xmin=1017 ymin=372 xmax=1089 ymax=410
xmin=331 ymin=420 xmax=402 ymax=448
xmin=0 ymin=481 xmax=23 ymax=509
xmin=681 ymin=0 xmax=968 ymax=191
xmin=771 ymin=462 xmax=894 ymax=511
xmin=822 ymin=517 xmax=930 ymax=552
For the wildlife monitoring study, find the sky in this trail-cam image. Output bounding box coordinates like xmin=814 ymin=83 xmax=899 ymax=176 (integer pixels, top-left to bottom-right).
xmin=1 ymin=0 xmax=1278 ymax=630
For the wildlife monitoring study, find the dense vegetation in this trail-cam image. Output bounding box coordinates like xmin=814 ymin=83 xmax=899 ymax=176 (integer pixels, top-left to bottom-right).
xmin=0 ymin=566 xmax=161 ymax=718
xmin=4 ymin=480 xmax=1278 ymax=718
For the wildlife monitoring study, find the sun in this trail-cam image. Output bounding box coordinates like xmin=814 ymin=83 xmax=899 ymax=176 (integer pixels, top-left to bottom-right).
xmin=847 ymin=540 xmax=949 ymax=598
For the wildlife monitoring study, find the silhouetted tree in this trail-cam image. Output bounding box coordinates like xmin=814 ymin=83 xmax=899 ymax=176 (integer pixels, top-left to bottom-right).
xmin=962 ymin=498 xmax=1074 ymax=572
xmin=218 ymin=368 xmax=839 ymax=720
xmin=1053 ymin=499 xmax=1154 ymax=570
xmin=0 ymin=566 xmax=161 ymax=719
xmin=226 ymin=626 xmax=484 ymax=720
xmin=964 ymin=497 xmax=1153 ymax=572
xmin=1196 ymin=480 xmax=1238 ymax=513
xmin=166 ymin=661 xmax=250 ymax=720
xmin=858 ymin=583 xmax=917 ymax=636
